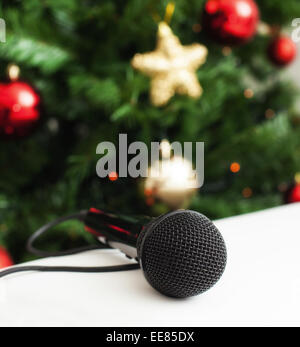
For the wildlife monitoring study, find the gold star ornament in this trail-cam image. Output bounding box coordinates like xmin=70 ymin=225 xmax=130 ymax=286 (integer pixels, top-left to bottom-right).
xmin=131 ymin=22 xmax=208 ymax=107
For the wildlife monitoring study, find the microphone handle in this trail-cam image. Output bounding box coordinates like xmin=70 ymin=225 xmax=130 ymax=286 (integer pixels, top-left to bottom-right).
xmin=84 ymin=208 xmax=152 ymax=258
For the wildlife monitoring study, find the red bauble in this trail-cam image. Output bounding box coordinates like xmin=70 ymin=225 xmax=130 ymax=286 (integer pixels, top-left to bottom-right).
xmin=268 ymin=36 xmax=297 ymax=67
xmin=0 ymin=81 xmax=40 ymax=138
xmin=287 ymin=184 xmax=300 ymax=204
xmin=0 ymin=247 xmax=14 ymax=269
xmin=202 ymin=0 xmax=260 ymax=45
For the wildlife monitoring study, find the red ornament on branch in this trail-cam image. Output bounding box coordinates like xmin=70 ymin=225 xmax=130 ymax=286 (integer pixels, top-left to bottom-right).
xmin=202 ymin=0 xmax=260 ymax=46
xmin=0 ymin=247 xmax=14 ymax=269
xmin=287 ymin=184 xmax=300 ymax=204
xmin=0 ymin=81 xmax=40 ymax=138
xmin=268 ymin=36 xmax=297 ymax=67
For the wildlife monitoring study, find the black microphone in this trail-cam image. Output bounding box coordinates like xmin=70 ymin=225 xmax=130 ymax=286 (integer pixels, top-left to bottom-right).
xmin=84 ymin=208 xmax=227 ymax=298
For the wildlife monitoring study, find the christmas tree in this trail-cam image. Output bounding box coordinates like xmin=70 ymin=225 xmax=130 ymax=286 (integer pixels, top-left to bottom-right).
xmin=0 ymin=0 xmax=300 ymax=264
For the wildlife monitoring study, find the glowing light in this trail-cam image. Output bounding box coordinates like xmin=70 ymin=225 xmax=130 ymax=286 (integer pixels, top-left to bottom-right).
xmin=230 ymin=162 xmax=241 ymax=173
xmin=161 ymin=157 xmax=196 ymax=189
xmin=222 ymin=46 xmax=232 ymax=56
xmin=108 ymin=172 xmax=118 ymax=181
xmin=18 ymin=91 xmax=35 ymax=107
xmin=145 ymin=155 xmax=199 ymax=209
xmin=7 ymin=64 xmax=20 ymax=81
xmin=147 ymin=156 xmax=198 ymax=191
xmin=265 ymin=109 xmax=275 ymax=119
xmin=146 ymin=197 xmax=155 ymax=206
xmin=257 ymin=22 xmax=271 ymax=36
xmin=242 ymin=187 xmax=253 ymax=198
xmin=278 ymin=182 xmax=288 ymax=193
xmin=47 ymin=118 xmax=59 ymax=133
xmin=192 ymin=24 xmax=202 ymax=33
xmin=244 ymin=89 xmax=254 ymax=99
xmin=144 ymin=188 xmax=153 ymax=197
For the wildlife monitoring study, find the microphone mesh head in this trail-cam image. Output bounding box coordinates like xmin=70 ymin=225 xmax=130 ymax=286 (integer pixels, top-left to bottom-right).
xmin=138 ymin=211 xmax=227 ymax=298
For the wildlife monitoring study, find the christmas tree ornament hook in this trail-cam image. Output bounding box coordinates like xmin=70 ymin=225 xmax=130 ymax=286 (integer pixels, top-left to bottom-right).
xmin=164 ymin=1 xmax=176 ymax=25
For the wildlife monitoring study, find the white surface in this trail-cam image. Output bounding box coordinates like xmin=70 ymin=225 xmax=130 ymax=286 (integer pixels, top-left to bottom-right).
xmin=1 ymin=203 xmax=300 ymax=327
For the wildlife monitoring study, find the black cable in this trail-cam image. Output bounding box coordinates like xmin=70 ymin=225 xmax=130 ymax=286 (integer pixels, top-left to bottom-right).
xmin=0 ymin=263 xmax=140 ymax=279
xmin=0 ymin=211 xmax=140 ymax=279
xmin=26 ymin=210 xmax=93 ymax=257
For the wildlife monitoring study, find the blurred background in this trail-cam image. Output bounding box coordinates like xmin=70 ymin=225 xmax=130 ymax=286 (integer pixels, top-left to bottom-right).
xmin=0 ymin=0 xmax=300 ymax=265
